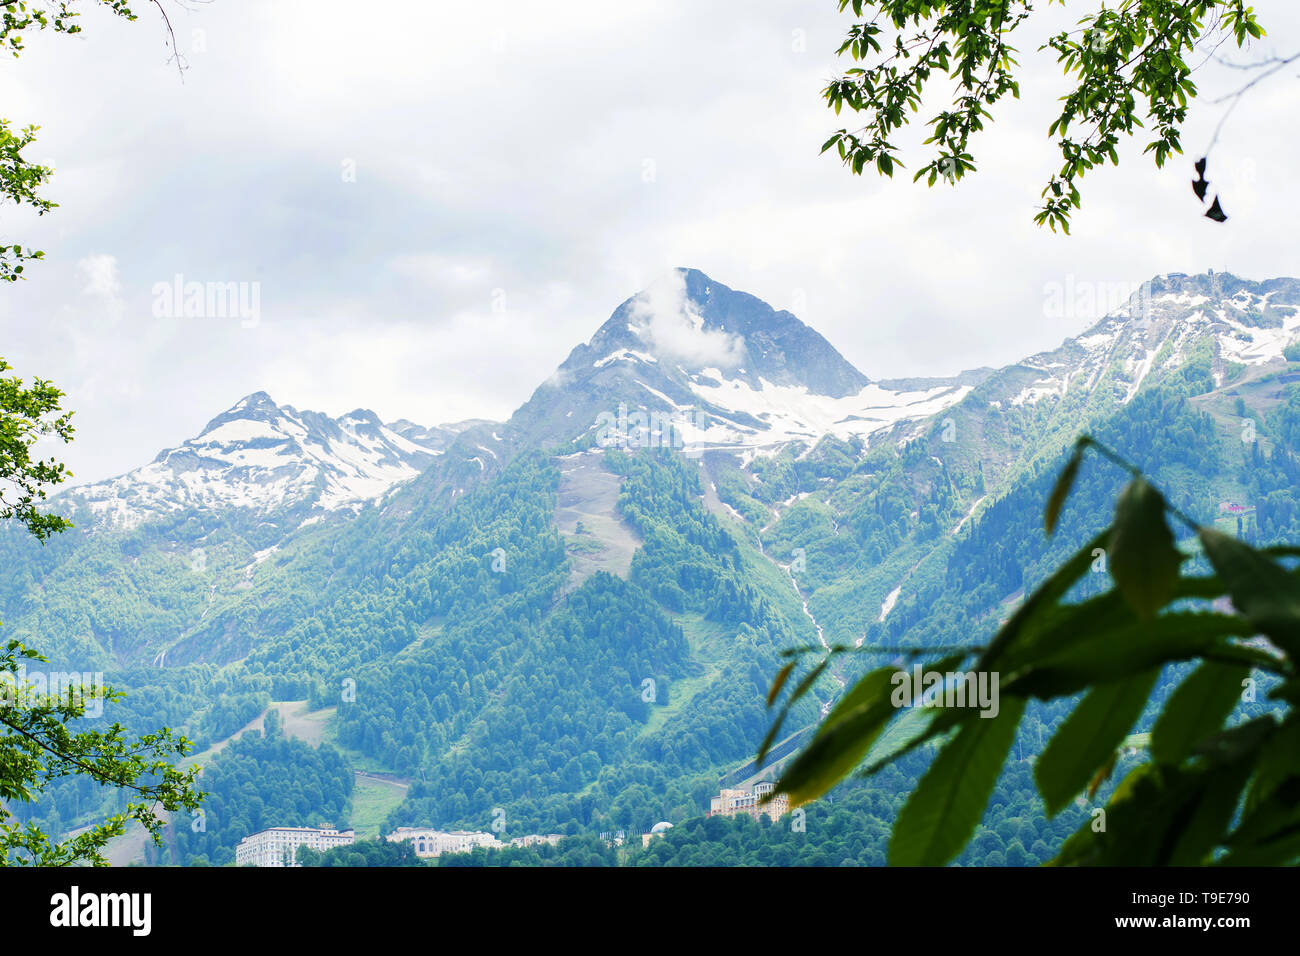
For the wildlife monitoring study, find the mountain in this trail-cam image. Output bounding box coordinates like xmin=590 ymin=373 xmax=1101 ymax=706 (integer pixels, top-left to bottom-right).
xmin=16 ymin=266 xmax=1300 ymax=666
xmin=500 ymin=269 xmax=1300 ymax=467
xmin=985 ymin=271 xmax=1300 ymax=411
xmin=388 ymin=417 xmax=494 ymax=451
xmin=716 ymin=271 xmax=1300 ymax=650
xmin=835 ymin=269 xmax=1300 ymax=495
xmin=58 ymin=392 xmax=484 ymax=531
xmin=6 ymin=266 xmax=1300 ymax=867
xmin=505 ymin=268 xmax=976 ymax=453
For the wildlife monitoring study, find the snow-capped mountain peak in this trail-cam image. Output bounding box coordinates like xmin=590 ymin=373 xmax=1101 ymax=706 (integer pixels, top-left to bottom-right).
xmin=59 ymin=270 xmax=1299 ymax=537
xmin=63 ymin=394 xmax=453 ymax=529
xmin=581 ymin=268 xmax=872 ymax=396
xmin=1000 ymin=272 xmax=1300 ymax=410
xmin=508 ymin=267 xmax=974 ymax=453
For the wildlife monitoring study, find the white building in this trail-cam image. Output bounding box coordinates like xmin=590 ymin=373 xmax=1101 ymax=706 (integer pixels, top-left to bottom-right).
xmin=235 ymin=826 xmax=355 ymax=867
xmin=709 ymin=781 xmax=790 ymax=821
xmin=641 ymin=821 xmax=673 ymax=848
xmin=508 ymin=833 xmax=564 ymax=849
xmin=386 ymin=827 xmax=501 ymax=858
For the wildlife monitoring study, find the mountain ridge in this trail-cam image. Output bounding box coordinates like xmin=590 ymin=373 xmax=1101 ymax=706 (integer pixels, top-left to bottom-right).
xmin=7 ymin=266 xmax=1300 ymax=865
xmin=52 ymin=267 xmax=1300 ymax=537
xmin=59 ymin=393 xmax=462 ymax=530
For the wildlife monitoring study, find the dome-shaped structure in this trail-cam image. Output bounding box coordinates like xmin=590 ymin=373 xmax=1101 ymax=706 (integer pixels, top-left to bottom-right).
xmin=650 ymin=821 xmax=674 ymax=834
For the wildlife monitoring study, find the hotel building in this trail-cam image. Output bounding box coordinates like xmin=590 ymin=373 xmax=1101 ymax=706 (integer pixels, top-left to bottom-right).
xmin=385 ymin=827 xmax=501 ymax=858
xmin=709 ymin=781 xmax=790 ymax=821
xmin=235 ymin=826 xmax=355 ymax=867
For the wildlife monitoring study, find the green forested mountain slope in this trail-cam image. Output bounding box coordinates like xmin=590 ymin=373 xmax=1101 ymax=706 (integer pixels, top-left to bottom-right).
xmin=3 ymin=269 xmax=1299 ymax=864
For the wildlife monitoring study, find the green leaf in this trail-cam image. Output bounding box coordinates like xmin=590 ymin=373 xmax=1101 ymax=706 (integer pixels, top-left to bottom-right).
xmin=888 ymin=696 xmax=1026 ymax=866
xmin=1044 ymin=443 xmax=1083 ymax=535
xmin=767 ymin=662 xmax=795 ymax=708
xmin=1006 ymin=612 xmax=1251 ymax=698
xmin=1035 ymin=668 xmax=1158 ymax=816
xmin=770 ymin=666 xmax=900 ymax=808
xmin=813 ymin=663 xmax=897 ymax=742
xmin=785 ymin=659 xmax=828 ymax=708
xmin=860 ymin=701 xmax=940 ymax=772
xmin=1166 ymin=756 xmax=1255 ymax=865
xmin=1150 ymin=661 xmax=1250 ymax=765
xmin=1192 ymin=715 xmax=1276 ymax=767
xmin=1220 ymin=812 xmax=1300 ymax=866
xmin=1108 ymin=478 xmax=1182 ymax=619
xmin=1223 ymin=721 xmax=1300 ymax=867
xmin=1245 ymin=715 xmax=1300 ymax=816
xmin=1147 ymin=720 xmax=1279 ymax=866
xmin=853 ymin=651 xmax=971 ymax=773
xmin=998 ymin=572 xmax=1234 ymax=677
xmin=976 ymin=529 xmax=1110 ymax=672
xmin=1200 ymin=528 xmax=1300 ymax=658
xmin=757 ymin=659 xmax=827 ymax=763
xmin=995 ymin=587 xmax=1133 ymax=675
xmin=1049 ymin=760 xmax=1224 ymax=866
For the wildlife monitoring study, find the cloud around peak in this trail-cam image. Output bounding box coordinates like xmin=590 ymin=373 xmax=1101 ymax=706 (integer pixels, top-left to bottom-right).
xmin=627 ymin=269 xmax=745 ymax=369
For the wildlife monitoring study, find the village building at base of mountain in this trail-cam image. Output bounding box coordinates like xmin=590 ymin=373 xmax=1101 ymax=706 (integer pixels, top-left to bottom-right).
xmin=235 ymin=825 xmax=355 ymax=867
xmin=708 ymin=781 xmax=790 ymax=821
xmin=234 ymin=825 xmax=568 ymax=865
xmin=385 ymin=827 xmax=565 ymax=858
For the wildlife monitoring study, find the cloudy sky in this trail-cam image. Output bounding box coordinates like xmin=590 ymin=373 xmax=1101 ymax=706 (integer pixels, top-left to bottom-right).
xmin=4 ymin=1 xmax=1298 ymax=484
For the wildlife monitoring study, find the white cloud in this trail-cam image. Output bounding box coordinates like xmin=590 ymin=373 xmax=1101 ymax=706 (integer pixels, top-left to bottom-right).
xmin=628 ymin=270 xmax=745 ymax=368
xmin=77 ymin=254 xmax=119 ymax=296
xmin=76 ymin=253 xmax=123 ymax=322
xmin=387 ymin=253 xmax=493 ymax=288
xmin=4 ymin=1 xmax=1298 ymax=483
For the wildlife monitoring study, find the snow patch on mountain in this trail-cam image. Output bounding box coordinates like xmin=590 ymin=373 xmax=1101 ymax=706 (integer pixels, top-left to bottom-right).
xmin=682 ymin=371 xmax=971 ymax=447
xmin=595 ymin=348 xmax=658 ymax=369
xmin=62 ymin=393 xmax=447 ymax=529
xmin=879 ymin=585 xmax=902 ymax=622
xmin=999 ymin=275 xmax=1300 ymax=410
